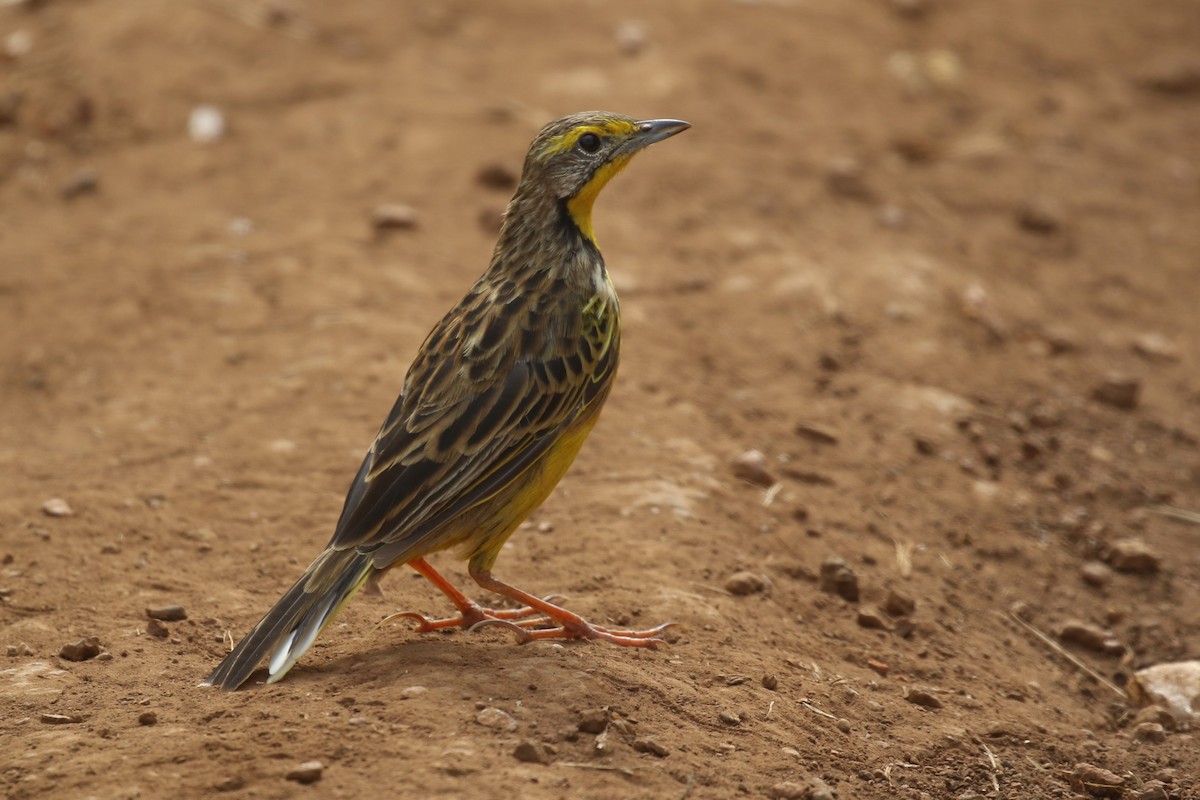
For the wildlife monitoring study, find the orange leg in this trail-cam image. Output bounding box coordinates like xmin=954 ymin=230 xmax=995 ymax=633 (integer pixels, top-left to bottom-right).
xmin=467 ymin=567 xmax=675 ymax=648
xmin=381 ymin=557 xmax=557 ymax=632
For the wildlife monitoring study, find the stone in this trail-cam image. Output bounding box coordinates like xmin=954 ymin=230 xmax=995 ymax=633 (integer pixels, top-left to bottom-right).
xmin=513 ymin=740 xmax=550 ymax=764
xmin=632 ymin=737 xmax=669 ymax=757
xmin=400 ymin=685 xmax=427 ymax=699
xmin=762 ymin=674 xmax=778 ymax=691
xmin=1057 ymin=621 xmax=1122 ymax=655
xmin=1091 ymin=375 xmax=1140 ymax=410
xmin=883 ymin=588 xmax=916 ymax=617
xmin=371 ymin=204 xmax=419 ymax=232
xmin=1016 ymin=197 xmax=1065 ymax=234
xmin=41 ymin=498 xmax=73 ymax=517
xmin=476 ymin=707 xmax=518 ymax=732
xmin=1132 ymin=705 xmax=1176 ymax=731
xmin=1069 ymin=763 xmax=1123 ymax=798
xmin=138 ymin=711 xmax=158 ymax=726
xmin=577 ymin=709 xmax=608 ymax=734
xmin=818 ymin=557 xmax=859 ymax=602
xmin=1106 ymin=538 xmax=1161 ymax=574
xmin=857 ymin=606 xmax=891 ymax=630
xmin=904 ymin=687 xmax=943 ymax=709
xmin=732 ymin=449 xmax=776 ymax=488
xmin=1131 ymin=333 xmax=1181 ymax=362
xmin=1080 ymin=561 xmax=1113 ymax=588
xmin=59 ymin=637 xmax=101 ymax=662
xmin=717 ymin=710 xmax=741 ymax=726
xmin=285 ymin=761 xmax=324 ymax=784
xmin=146 ymin=606 xmax=187 ymax=621
xmin=724 ymin=571 xmax=767 ymax=596
xmin=1132 ymin=722 xmax=1166 ymax=743
xmin=146 ymin=618 xmax=169 ymax=638
xmin=41 ymin=713 xmax=83 ymax=724
xmin=188 ymin=105 xmax=226 ymax=143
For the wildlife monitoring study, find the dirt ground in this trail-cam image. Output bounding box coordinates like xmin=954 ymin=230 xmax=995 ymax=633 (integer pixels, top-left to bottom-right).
xmin=2 ymin=1 xmax=1199 ymax=798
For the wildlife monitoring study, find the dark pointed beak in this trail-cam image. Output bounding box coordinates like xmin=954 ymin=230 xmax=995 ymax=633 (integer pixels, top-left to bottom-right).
xmin=628 ymin=118 xmax=691 ymax=152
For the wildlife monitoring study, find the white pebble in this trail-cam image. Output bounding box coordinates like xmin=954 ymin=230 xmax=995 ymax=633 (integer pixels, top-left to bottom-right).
xmin=189 ymin=105 xmax=226 ymax=143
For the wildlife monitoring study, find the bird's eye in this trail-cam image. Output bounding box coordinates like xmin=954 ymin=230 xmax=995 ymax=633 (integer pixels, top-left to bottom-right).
xmin=577 ymin=132 xmax=602 ymax=154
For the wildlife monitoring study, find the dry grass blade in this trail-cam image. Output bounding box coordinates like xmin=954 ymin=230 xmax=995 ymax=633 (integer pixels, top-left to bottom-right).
xmin=1147 ymin=504 xmax=1200 ymax=526
xmin=556 ymin=762 xmax=637 ymax=777
xmin=1004 ymin=611 xmax=1127 ymax=700
xmin=894 ymin=540 xmax=914 ymax=578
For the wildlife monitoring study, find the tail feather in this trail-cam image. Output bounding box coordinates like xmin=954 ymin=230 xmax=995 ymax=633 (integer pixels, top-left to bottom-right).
xmin=202 ymin=549 xmax=375 ymax=691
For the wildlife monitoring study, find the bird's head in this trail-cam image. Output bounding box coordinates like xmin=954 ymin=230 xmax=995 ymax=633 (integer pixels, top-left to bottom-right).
xmin=517 ymin=111 xmax=690 ymax=243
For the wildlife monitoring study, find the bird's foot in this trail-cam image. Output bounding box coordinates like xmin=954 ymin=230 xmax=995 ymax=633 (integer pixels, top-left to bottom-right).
xmin=381 ymin=596 xmax=565 ymax=633
xmin=469 ymin=617 xmax=678 ymax=648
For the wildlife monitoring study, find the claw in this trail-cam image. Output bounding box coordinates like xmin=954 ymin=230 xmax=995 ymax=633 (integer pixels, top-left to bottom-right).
xmin=467 ymin=617 xmax=533 ymax=643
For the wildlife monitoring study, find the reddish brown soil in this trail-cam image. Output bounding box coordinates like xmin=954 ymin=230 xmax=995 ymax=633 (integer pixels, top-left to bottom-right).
xmin=3 ymin=1 xmax=1199 ymax=798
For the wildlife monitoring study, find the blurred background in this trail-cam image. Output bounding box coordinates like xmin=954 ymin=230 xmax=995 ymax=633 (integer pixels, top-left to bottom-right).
xmin=2 ymin=1 xmax=1198 ymax=798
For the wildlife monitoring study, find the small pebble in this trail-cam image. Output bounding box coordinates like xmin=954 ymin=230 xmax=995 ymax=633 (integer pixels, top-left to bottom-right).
xmin=890 ymin=0 xmax=930 ymax=18
xmin=818 ymin=557 xmax=859 ymax=602
xmin=41 ymin=713 xmax=83 ymax=725
xmin=718 ymin=710 xmax=741 ymax=726
xmin=904 ymin=687 xmax=943 ymax=709
xmin=513 ymin=740 xmax=551 ymax=764
xmin=632 ymin=737 xmax=669 ymax=757
xmin=7 ymin=643 xmax=32 ymax=657
xmin=1091 ymin=375 xmax=1140 ymax=410
xmin=371 ymin=204 xmax=420 ymax=232
xmin=867 ymin=658 xmax=890 ymax=677
xmin=1136 ymin=57 xmax=1200 ymax=94
xmin=614 ymin=20 xmax=648 ymax=56
xmin=1107 ymin=538 xmax=1161 ymax=574
xmin=883 ymin=589 xmax=916 ymax=617
xmin=146 ymin=605 xmax=187 ymax=622
xmin=400 ymin=685 xmax=427 ymax=699
xmin=1069 ymin=763 xmax=1123 ymax=798
xmin=1136 ymin=781 xmax=1170 ymax=800
xmin=731 ymin=449 xmax=776 ymax=488
xmin=285 ymin=761 xmax=324 ymax=785
xmin=0 ymin=90 xmax=20 ymax=126
xmin=1016 ymin=197 xmax=1065 ymax=234
xmin=41 ymin=498 xmax=73 ymax=517
xmin=794 ymin=422 xmax=839 ymax=445
xmin=577 ymin=708 xmax=608 ymax=734
xmin=146 ymin=619 xmax=169 ymax=638
xmin=825 ymin=156 xmax=873 ymax=201
xmin=1132 ymin=705 xmax=1176 ymax=731
xmin=769 ymin=782 xmax=811 ymax=800
xmin=835 ymin=718 xmax=851 ymax=734
xmin=762 ymin=674 xmax=778 ymax=691
xmin=1080 ymin=561 xmax=1113 ymax=588
xmin=1133 ymin=722 xmax=1166 ymax=743
xmin=1057 ymin=620 xmax=1123 ymax=655
xmin=857 ymin=606 xmax=890 ymax=630
xmin=724 ymin=571 xmax=767 ymax=596
xmin=138 ymin=711 xmax=158 ymax=726
xmin=188 ymin=105 xmax=225 ymax=143
xmin=1131 ymin=333 xmax=1181 ymax=362
xmin=59 ymin=637 xmax=101 ymax=661
xmin=476 ymin=707 xmax=518 ymax=732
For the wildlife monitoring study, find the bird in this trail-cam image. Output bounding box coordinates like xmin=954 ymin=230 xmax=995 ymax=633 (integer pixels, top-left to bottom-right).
xmin=202 ymin=111 xmax=691 ymax=690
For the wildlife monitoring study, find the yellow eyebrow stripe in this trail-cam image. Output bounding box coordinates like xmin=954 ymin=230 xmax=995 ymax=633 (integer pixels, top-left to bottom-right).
xmin=541 ymin=119 xmax=639 ymax=156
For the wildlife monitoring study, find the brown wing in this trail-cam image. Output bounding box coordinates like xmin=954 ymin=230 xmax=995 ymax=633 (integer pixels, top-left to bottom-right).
xmin=325 ymin=286 xmax=618 ymax=560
